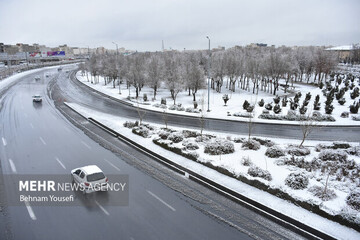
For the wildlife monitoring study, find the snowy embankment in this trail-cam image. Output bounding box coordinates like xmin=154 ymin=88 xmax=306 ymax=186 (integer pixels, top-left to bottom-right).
xmin=75 ymin=71 xmax=360 ymax=126
xmin=66 ymin=101 xmax=360 ymax=240
xmin=0 ymin=68 xmax=43 ymax=91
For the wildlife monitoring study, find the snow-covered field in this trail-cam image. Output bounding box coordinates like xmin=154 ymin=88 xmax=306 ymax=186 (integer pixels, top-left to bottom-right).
xmin=67 ymin=101 xmax=360 ymax=240
xmin=76 ymin=71 xmax=360 ymax=126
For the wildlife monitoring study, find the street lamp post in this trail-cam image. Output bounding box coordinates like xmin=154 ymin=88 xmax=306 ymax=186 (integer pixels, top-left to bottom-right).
xmin=206 ymin=36 xmax=211 ymax=112
xmin=112 ymin=42 xmax=121 ymax=94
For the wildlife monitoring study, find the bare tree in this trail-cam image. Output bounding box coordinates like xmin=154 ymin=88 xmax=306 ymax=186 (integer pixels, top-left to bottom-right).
xmin=136 ymin=101 xmax=147 ymax=125
xmin=164 ymin=53 xmax=183 ymax=105
xmin=299 ymin=111 xmax=318 ymax=148
xmin=162 ymin=109 xmax=169 ymax=129
xmin=199 ymin=95 xmax=206 ymax=141
xmin=147 ymin=54 xmax=163 ymax=100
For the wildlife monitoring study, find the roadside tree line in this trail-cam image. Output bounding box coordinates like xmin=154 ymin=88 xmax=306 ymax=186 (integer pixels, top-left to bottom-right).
xmin=79 ymin=46 xmax=339 ymax=104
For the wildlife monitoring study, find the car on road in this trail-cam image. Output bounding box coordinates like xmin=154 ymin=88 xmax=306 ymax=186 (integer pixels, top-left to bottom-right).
xmin=71 ymin=165 xmax=108 ymax=193
xmin=34 ymin=76 xmax=41 ymax=81
xmin=32 ymin=95 xmax=42 ymax=102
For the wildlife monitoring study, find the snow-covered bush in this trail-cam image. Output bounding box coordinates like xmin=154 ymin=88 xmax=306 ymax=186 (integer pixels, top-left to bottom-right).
xmin=233 ymin=112 xmax=253 ymax=118
xmin=258 ymin=99 xmax=265 ymax=107
xmin=265 ymin=146 xmax=285 ymax=158
xmin=123 ymin=121 xmax=138 ymax=128
xmin=169 ymin=104 xmax=185 ymax=111
xmin=242 ymin=139 xmax=261 ymax=150
xmin=195 ymin=135 xmax=213 ymax=142
xmin=246 ymin=105 xmax=255 ymax=113
xmin=265 ymin=103 xmax=273 ymax=110
xmin=309 ymin=185 xmax=337 ymax=201
xmin=287 ymin=109 xmax=297 ymax=118
xmin=153 ymin=103 xmax=167 ymax=109
xmin=243 ymin=100 xmax=250 ymax=110
xmin=185 ymin=107 xmax=200 ymax=113
xmin=346 ymin=190 xmax=360 ymax=211
xmin=332 ymin=141 xmax=351 ymax=149
xmin=248 ymin=166 xmax=272 ymax=181
xmin=182 ymin=130 xmax=199 ymax=138
xmin=352 ymin=115 xmax=360 ymax=121
xmin=182 ymin=141 xmax=199 ymax=150
xmin=158 ymin=130 xmax=170 ymax=139
xmin=341 ymin=112 xmax=349 ymax=118
xmin=252 ymin=137 xmax=275 ymax=147
xmin=161 ymin=98 xmax=167 ymax=105
xmin=349 ymin=101 xmax=359 ymax=114
xmin=346 ymin=146 xmax=360 ymax=156
xmin=282 ymin=156 xmax=313 ymax=170
xmin=318 ymin=149 xmax=348 ymax=162
xmin=338 ymin=98 xmax=346 ymax=105
xmin=286 ymin=146 xmax=310 ymax=156
xmin=285 ymin=172 xmax=309 ymax=190
xmin=241 ymin=156 xmax=253 ymax=166
xmin=132 ymin=126 xmax=151 ymax=138
xmin=204 ymin=139 xmax=235 ymax=155
xmin=273 ymin=104 xmax=281 ymax=114
xmin=233 ymin=137 xmax=245 ymax=143
xmin=168 ymin=132 xmax=184 ymax=143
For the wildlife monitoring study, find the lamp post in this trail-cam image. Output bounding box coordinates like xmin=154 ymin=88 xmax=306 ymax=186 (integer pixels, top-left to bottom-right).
xmin=112 ymin=42 xmax=121 ymax=94
xmin=206 ymin=36 xmax=211 ymax=112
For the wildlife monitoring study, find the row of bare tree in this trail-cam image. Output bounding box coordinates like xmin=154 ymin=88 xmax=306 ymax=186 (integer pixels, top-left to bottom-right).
xmin=79 ymin=46 xmax=339 ymax=104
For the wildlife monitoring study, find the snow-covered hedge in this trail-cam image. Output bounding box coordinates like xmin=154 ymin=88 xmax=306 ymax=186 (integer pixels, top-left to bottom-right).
xmin=241 ymin=139 xmax=261 ymax=150
xmin=346 ymin=191 xmax=360 ymax=211
xmin=258 ymin=110 xmax=336 ymax=122
xmin=285 ymin=172 xmax=309 ymax=190
xmin=265 ymin=146 xmax=285 ymax=158
xmin=204 ymin=139 xmax=235 ymax=155
xmin=248 ymin=166 xmax=272 ymax=181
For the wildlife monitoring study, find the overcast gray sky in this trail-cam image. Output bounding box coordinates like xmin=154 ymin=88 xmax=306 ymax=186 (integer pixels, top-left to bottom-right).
xmin=0 ymin=0 xmax=359 ymax=51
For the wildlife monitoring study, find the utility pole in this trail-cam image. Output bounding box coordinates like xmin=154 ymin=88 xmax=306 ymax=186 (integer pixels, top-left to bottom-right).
xmin=206 ymin=36 xmax=211 ymax=112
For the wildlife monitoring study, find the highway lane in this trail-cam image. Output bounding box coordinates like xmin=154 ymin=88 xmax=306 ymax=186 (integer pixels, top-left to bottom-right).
xmin=56 ymin=70 xmax=360 ymax=142
xmin=0 ymin=67 xmax=307 ymax=239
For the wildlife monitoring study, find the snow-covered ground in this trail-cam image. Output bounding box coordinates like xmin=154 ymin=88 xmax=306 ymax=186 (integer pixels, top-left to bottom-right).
xmin=76 ymin=71 xmax=360 ymax=126
xmin=66 ymin=101 xmax=360 ymax=240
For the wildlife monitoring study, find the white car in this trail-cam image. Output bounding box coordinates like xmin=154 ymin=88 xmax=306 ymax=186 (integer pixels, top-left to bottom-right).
xmin=71 ymin=165 xmax=108 ymax=193
xmin=32 ymin=95 xmax=42 ymax=102
xmin=34 ymin=76 xmax=40 ymax=80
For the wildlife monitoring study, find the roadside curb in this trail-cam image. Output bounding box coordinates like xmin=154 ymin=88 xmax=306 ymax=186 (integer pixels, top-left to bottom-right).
xmin=64 ymin=102 xmax=337 ymax=240
xmin=73 ymin=71 xmax=360 ymax=128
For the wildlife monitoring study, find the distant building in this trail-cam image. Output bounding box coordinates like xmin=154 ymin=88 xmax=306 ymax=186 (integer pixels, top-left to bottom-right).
xmin=212 ymin=46 xmax=225 ymax=52
xmin=247 ymin=43 xmax=268 ymax=48
xmin=325 ymin=45 xmax=356 ymax=62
